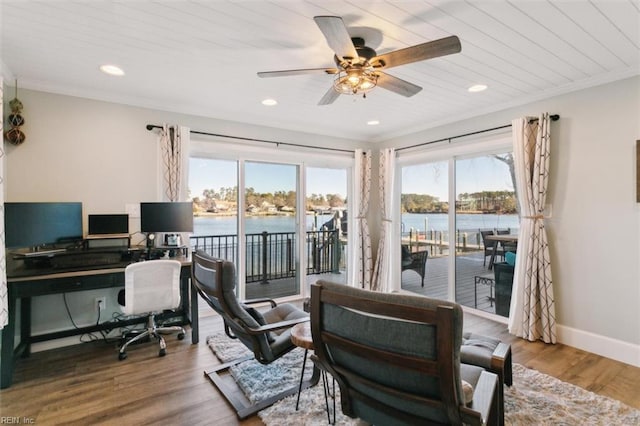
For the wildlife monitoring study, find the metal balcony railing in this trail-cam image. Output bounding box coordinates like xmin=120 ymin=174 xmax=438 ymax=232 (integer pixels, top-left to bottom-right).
xmin=190 ymin=229 xmax=341 ymax=283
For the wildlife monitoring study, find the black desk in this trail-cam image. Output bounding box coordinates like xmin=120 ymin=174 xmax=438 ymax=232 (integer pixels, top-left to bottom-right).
xmin=1 ymin=252 xmax=195 ymax=389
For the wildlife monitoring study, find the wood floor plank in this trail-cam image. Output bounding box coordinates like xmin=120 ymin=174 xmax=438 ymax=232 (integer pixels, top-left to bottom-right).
xmin=1 ymin=304 xmax=638 ymax=425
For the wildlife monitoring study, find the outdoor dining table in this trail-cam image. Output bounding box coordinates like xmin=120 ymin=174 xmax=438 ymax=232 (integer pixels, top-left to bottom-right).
xmin=485 ymin=234 xmax=518 ymax=270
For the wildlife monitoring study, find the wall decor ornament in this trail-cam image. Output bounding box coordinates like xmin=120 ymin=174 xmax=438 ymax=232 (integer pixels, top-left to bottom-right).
xmin=4 ymin=81 xmax=25 ymax=145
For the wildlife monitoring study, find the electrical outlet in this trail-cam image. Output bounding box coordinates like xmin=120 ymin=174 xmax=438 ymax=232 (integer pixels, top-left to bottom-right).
xmin=95 ymin=297 xmax=106 ymax=312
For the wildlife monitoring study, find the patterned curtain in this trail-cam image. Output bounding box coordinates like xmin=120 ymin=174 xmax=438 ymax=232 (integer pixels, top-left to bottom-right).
xmin=371 ymin=148 xmax=395 ymax=292
xmin=508 ymin=113 xmax=556 ymax=344
xmin=158 ymin=124 xmax=190 ymax=202
xmin=157 ymin=124 xmax=191 ymax=247
xmin=0 ymin=77 xmax=6 ymax=329
xmin=349 ymin=150 xmax=372 ymax=289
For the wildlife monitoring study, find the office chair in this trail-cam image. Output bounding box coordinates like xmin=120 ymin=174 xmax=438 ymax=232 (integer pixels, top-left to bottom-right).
xmin=118 ymin=260 xmax=185 ymax=360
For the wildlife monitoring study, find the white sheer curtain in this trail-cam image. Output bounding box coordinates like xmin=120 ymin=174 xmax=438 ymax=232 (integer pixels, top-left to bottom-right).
xmin=0 ymin=76 xmax=7 ymax=329
xmin=371 ymin=148 xmax=395 ymax=292
xmin=349 ymin=149 xmax=372 ymax=289
xmin=509 ymin=113 xmax=556 ymax=344
xmin=158 ymin=124 xmax=190 ymax=202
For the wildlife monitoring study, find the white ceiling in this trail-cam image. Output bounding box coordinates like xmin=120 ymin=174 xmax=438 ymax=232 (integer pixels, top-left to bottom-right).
xmin=2 ymin=0 xmax=639 ymax=142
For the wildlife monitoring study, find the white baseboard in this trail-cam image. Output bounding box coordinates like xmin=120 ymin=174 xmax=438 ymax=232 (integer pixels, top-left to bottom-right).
xmin=557 ymin=324 xmax=640 ymax=367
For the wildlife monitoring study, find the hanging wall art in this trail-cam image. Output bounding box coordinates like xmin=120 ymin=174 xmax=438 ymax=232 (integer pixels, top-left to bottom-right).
xmin=4 ymin=81 xmax=25 ymax=145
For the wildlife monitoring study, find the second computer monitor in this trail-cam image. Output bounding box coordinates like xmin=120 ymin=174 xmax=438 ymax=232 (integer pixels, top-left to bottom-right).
xmin=140 ymin=202 xmax=194 ymax=233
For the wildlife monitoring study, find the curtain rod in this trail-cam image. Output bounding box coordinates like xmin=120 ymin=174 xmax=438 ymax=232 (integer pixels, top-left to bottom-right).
xmin=145 ymin=124 xmax=356 ymax=154
xmin=396 ymin=114 xmax=560 ymax=153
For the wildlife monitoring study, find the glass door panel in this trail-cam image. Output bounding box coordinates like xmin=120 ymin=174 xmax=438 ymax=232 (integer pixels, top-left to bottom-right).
xmin=454 ymin=153 xmax=519 ymax=317
xmin=400 ymin=161 xmax=449 ymax=298
xmin=244 ymin=162 xmax=299 ymax=299
xmin=305 ymin=167 xmax=348 ymax=290
xmin=189 ymin=158 xmax=239 ymax=262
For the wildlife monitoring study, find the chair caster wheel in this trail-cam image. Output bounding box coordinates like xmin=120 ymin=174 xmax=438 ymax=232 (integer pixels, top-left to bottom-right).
xmin=159 ymin=348 xmax=166 ymax=357
xmin=119 ymin=352 xmax=127 ymax=361
xmin=178 ymin=332 xmax=185 ymax=340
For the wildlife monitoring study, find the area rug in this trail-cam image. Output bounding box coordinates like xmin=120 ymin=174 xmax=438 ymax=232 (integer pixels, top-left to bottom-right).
xmin=206 ymin=333 xmax=313 ymax=404
xmin=207 ymin=333 xmax=640 ymax=425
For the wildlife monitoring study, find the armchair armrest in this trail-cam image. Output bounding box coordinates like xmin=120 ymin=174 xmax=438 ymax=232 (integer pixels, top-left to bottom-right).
xmin=461 ymin=370 xmax=498 ymax=426
xmin=242 ymin=316 xmax=310 ymax=335
xmin=491 ymin=342 xmax=512 ymax=387
xmin=242 ymin=297 xmax=277 ymax=308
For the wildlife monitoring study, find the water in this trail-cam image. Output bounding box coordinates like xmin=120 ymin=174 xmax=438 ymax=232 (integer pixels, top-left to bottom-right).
xmin=401 ymin=213 xmax=520 ymax=234
xmin=193 ymin=212 xmax=519 ymax=236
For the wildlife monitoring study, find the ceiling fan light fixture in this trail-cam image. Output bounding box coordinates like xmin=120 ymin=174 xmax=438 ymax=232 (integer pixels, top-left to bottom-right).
xmin=333 ymin=69 xmax=377 ymax=95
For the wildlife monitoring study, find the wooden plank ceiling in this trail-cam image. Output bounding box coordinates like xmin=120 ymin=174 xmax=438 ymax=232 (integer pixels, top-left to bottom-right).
xmin=2 ymin=0 xmax=638 ymax=142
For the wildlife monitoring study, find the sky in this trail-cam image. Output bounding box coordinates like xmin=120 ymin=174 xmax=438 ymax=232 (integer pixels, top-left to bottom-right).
xmin=189 ymin=158 xmax=348 ymax=199
xmin=189 ymin=155 xmax=512 ymax=202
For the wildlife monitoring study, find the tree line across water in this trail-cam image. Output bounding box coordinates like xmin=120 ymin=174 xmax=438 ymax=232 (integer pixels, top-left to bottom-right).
xmin=191 ymin=186 xmax=515 ymax=215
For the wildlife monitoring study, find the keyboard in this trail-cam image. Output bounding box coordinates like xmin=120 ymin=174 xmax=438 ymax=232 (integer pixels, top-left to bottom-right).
xmin=51 ymin=252 xmax=124 ymax=269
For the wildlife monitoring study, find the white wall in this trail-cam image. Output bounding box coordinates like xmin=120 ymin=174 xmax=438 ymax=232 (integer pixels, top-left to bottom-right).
xmin=382 ymin=76 xmax=640 ymax=366
xmin=3 ymin=78 xmax=639 ymax=366
xmin=3 ymin=88 xmax=363 ymax=349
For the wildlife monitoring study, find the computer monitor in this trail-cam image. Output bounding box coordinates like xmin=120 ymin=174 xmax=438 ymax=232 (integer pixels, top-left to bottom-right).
xmin=140 ymin=202 xmax=194 ymax=233
xmin=4 ymin=202 xmax=83 ymax=250
xmin=88 ymin=214 xmax=129 ymax=235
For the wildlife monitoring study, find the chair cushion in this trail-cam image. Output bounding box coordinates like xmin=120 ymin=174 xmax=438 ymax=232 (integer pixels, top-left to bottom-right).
xmin=461 ymin=332 xmax=501 ymax=369
xmin=262 ymin=303 xmax=308 ymax=332
xmin=242 ymin=304 xmax=274 ymax=343
xmin=505 ymin=251 xmax=516 ymax=266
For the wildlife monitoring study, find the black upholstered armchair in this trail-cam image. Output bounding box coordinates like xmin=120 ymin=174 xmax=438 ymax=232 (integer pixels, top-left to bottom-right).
xmin=191 ymin=250 xmax=316 ymax=418
xmin=310 ymin=280 xmax=501 ymax=425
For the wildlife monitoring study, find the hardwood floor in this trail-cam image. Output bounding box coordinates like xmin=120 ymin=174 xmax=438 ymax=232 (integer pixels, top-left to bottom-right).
xmin=1 ymin=308 xmax=638 ymax=425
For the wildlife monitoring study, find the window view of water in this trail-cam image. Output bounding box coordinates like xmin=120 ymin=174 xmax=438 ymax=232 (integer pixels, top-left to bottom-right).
xmin=193 ymin=212 xmax=519 ymax=236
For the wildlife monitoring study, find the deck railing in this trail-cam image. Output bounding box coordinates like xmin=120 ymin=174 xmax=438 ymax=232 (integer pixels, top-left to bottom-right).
xmin=190 ymin=229 xmax=341 ymax=283
xmin=401 ymin=227 xmax=518 ymax=257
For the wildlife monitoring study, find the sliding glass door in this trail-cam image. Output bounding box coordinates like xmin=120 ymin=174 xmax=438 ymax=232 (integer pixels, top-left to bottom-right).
xmin=400 ymin=160 xmax=449 ymax=298
xmin=305 ymin=166 xmax=348 ymax=291
xmin=454 ymin=153 xmax=519 ymax=317
xmin=244 ymin=161 xmax=299 ymax=299
xmin=190 ymin=149 xmax=353 ymax=301
xmin=398 ymin=141 xmax=518 ymax=318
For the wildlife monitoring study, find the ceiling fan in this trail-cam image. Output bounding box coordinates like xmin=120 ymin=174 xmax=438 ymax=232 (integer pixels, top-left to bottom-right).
xmin=257 ymin=16 xmax=462 ymax=105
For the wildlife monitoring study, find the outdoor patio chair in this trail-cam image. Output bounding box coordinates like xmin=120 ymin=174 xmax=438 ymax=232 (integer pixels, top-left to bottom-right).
xmin=480 ymin=229 xmax=504 ymax=267
xmin=496 ymin=228 xmax=517 ymax=254
xmin=401 ymin=245 xmax=429 ymax=287
xmin=310 ymin=280 xmax=501 ymax=425
xmin=191 ymin=250 xmax=318 ymax=419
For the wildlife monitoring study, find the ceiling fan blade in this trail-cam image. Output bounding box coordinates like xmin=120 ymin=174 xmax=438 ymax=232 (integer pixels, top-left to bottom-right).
xmin=376 ymin=72 xmax=422 ymax=97
xmin=371 ymin=35 xmax=461 ymax=69
xmin=318 ymin=86 xmax=340 ymax=105
xmin=314 ymin=16 xmax=358 ymax=61
xmin=257 ymin=68 xmax=339 ymax=78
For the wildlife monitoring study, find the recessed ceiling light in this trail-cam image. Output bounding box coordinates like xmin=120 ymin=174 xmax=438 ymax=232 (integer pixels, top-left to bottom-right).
xmin=261 ymin=99 xmax=278 ymax=106
xmin=468 ymin=84 xmax=487 ymax=93
xmin=100 ymin=64 xmax=125 ymax=76
xmin=367 ymin=120 xmax=380 ymax=126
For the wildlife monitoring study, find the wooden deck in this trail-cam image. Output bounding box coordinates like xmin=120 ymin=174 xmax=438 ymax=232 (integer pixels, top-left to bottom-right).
xmin=244 ymin=250 xmax=502 ymax=317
